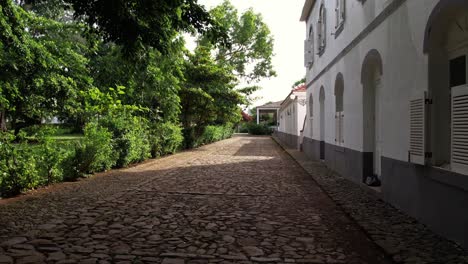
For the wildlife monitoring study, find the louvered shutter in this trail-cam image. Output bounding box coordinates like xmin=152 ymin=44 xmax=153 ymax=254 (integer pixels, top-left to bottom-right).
xmin=304 ymin=40 xmax=311 ymax=67
xmin=317 ymin=21 xmax=322 ymax=52
xmin=321 ymin=8 xmax=326 ymax=48
xmin=409 ymin=93 xmax=427 ymax=165
xmin=451 ymin=85 xmax=468 ymax=174
xmin=335 ymin=113 xmax=339 ymax=143
xmin=335 ymin=0 xmax=339 ymax=28
xmin=340 ymin=112 xmax=344 ymax=144
xmin=340 ymin=0 xmax=346 ymax=21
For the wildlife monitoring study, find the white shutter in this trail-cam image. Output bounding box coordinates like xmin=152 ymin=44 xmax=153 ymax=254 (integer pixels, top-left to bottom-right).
xmin=335 ymin=0 xmax=339 ymax=28
xmin=321 ymin=8 xmax=326 ymax=48
xmin=317 ymin=21 xmax=322 ymax=52
xmin=409 ymin=93 xmax=427 ymax=165
xmin=340 ymin=112 xmax=344 ymax=144
xmin=451 ymin=85 xmax=468 ymax=174
xmin=340 ymin=0 xmax=346 ymax=22
xmin=304 ymin=40 xmax=310 ymax=67
xmin=335 ymin=113 xmax=339 ymax=143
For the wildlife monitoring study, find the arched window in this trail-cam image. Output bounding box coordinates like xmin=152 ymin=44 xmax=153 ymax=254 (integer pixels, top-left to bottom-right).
xmin=317 ymin=3 xmax=327 ymax=55
xmin=422 ymin=8 xmax=468 ymax=175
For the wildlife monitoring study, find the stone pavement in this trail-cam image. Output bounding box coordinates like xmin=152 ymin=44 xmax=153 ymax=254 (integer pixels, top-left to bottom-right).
xmin=0 ymin=135 xmax=393 ymax=264
xmin=272 ymin=136 xmax=468 ymax=264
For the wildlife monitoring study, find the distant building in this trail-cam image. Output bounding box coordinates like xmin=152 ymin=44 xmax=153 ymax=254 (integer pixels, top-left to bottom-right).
xmin=277 ymin=85 xmax=307 ymax=149
xmin=300 ymin=0 xmax=468 ymax=249
xmin=255 ymin=101 xmax=282 ymax=126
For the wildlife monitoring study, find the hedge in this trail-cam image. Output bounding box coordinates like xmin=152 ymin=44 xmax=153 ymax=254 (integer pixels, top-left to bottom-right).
xmin=0 ymin=122 xmax=232 ymax=198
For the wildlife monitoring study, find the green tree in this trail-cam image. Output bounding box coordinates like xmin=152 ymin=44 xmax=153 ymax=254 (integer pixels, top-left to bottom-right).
xmin=292 ymin=77 xmax=306 ymax=88
xmin=181 ymin=46 xmax=242 ymax=147
xmin=27 ymin=0 xmax=227 ymax=52
xmin=0 ymin=5 xmax=93 ymax=133
xmin=201 ymin=0 xmax=276 ymax=83
xmin=89 ymin=40 xmax=185 ymax=123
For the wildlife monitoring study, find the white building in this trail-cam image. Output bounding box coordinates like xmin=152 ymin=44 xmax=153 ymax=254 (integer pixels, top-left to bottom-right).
xmin=277 ymin=85 xmax=307 ymax=149
xmin=300 ymin=0 xmax=468 ymax=249
xmin=255 ymin=101 xmax=282 ymax=126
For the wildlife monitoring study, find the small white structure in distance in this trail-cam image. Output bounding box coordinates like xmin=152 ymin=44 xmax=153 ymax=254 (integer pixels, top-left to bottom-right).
xmin=277 ymin=84 xmax=307 ymax=149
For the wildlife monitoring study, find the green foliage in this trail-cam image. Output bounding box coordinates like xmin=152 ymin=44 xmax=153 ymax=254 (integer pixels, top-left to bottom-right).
xmin=98 ymin=114 xmax=150 ymax=168
xmin=247 ymin=123 xmax=273 ymax=135
xmin=90 ymin=44 xmax=183 ymax=123
xmin=201 ymin=0 xmax=276 ymax=83
xmin=60 ymin=121 xmax=115 ymax=180
xmin=0 ymin=0 xmax=267 ymax=198
xmin=195 ymin=124 xmax=234 ymax=147
xmin=34 ymin=127 xmax=67 ymax=184
xmin=82 ymin=121 xmax=115 ymax=173
xmin=292 ymin=78 xmax=306 ymax=88
xmin=181 ymin=46 xmax=242 ymax=147
xmin=63 ymin=0 xmax=225 ymax=52
xmin=149 ymin=122 xmax=183 ymax=158
xmin=0 ymin=132 xmax=39 ymax=197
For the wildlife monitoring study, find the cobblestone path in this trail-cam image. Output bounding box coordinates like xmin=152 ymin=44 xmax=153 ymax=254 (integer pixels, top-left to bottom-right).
xmin=0 ymin=136 xmax=392 ymax=264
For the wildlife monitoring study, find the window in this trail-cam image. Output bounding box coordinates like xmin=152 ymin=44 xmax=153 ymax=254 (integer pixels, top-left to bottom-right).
xmin=335 ymin=0 xmax=345 ymax=35
xmin=317 ymin=3 xmax=326 ymax=55
xmin=450 ymin=55 xmax=466 ymax=87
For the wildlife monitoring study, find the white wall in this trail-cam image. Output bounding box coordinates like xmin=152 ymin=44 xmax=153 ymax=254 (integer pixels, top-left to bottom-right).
xmin=278 ymin=93 xmax=307 ymax=136
xmin=304 ymin=0 xmax=440 ymax=162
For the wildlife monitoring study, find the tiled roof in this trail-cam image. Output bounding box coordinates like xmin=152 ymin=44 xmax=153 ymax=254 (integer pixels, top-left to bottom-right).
xmin=292 ymin=84 xmax=307 ymax=92
xmin=256 ymin=101 xmax=283 ymax=109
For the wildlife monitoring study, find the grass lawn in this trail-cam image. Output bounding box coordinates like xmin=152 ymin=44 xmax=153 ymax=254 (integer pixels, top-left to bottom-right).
xmin=51 ymin=134 xmax=83 ymax=141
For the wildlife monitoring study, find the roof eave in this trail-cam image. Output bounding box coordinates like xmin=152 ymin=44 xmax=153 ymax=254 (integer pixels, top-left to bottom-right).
xmin=300 ymin=0 xmax=316 ymax=22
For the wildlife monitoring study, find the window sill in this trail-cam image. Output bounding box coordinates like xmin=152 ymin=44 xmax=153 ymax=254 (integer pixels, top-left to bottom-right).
xmin=334 ymin=23 xmax=344 ymax=39
xmin=426 ymin=165 xmax=468 ymax=193
xmin=334 ymin=144 xmax=345 ymax=152
xmin=318 ymin=48 xmax=326 ymax=57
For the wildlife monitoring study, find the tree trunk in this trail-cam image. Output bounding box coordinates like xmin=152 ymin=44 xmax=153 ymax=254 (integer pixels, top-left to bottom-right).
xmin=0 ymin=108 xmax=7 ymax=132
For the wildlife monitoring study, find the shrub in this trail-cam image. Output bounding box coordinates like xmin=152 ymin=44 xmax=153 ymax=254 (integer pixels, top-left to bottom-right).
xmin=195 ymin=123 xmax=234 ymax=146
xmin=61 ymin=121 xmax=115 ymax=180
xmin=34 ymin=127 xmax=67 ymax=184
xmin=237 ymin=122 xmax=249 ymax=133
xmin=99 ymin=114 xmax=151 ymax=168
xmin=149 ymin=122 xmax=183 ymax=158
xmin=247 ymin=123 xmax=273 ymax=135
xmin=0 ymin=132 xmax=40 ymax=197
xmin=83 ymin=121 xmax=116 ymax=173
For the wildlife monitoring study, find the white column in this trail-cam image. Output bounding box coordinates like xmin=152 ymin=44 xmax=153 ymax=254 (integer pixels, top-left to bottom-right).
xmin=257 ymin=108 xmax=260 ymax=124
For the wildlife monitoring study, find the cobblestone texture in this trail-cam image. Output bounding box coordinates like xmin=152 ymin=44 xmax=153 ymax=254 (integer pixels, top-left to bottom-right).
xmin=0 ymin=135 xmax=394 ymax=263
xmin=273 ymin=136 xmax=468 ymax=264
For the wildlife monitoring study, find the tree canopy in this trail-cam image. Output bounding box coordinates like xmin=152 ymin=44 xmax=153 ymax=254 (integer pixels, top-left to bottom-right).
xmin=1 ymin=0 xmax=275 ymax=139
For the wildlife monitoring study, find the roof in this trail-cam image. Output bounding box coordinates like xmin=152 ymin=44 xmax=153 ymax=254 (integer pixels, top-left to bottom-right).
xmin=241 ymin=111 xmax=253 ymax=122
xmin=292 ymin=84 xmax=307 ymax=92
xmin=256 ymin=101 xmax=283 ymax=109
xmin=300 ymin=0 xmax=316 ymax=22
xmin=280 ymin=84 xmax=307 ymax=107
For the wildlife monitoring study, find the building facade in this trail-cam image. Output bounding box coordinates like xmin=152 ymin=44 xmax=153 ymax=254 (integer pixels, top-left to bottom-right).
xmin=277 ymin=85 xmax=307 ymax=149
xmin=301 ymin=0 xmax=468 ymax=249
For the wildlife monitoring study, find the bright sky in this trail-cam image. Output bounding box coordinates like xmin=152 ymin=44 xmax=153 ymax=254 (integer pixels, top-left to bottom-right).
xmin=190 ymin=0 xmax=306 ymax=108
